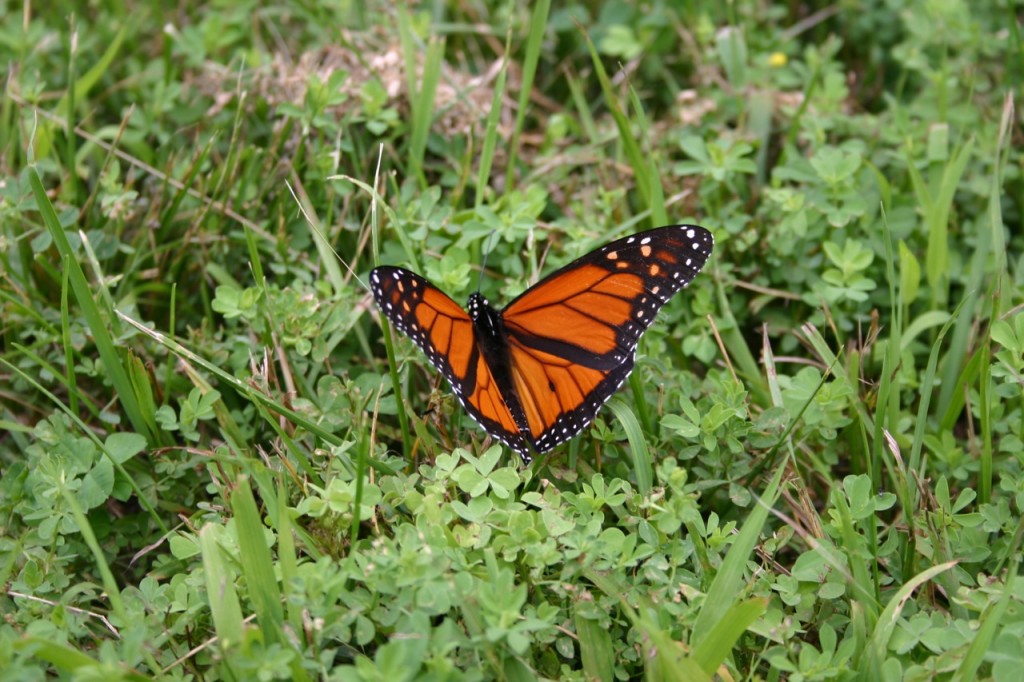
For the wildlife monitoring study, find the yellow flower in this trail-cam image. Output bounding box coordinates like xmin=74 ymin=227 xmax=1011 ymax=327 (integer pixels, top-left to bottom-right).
xmin=768 ymin=52 xmax=788 ymax=67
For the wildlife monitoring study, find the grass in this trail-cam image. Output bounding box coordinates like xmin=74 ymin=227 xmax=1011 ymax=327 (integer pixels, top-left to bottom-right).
xmin=2 ymin=1 xmax=1023 ymax=679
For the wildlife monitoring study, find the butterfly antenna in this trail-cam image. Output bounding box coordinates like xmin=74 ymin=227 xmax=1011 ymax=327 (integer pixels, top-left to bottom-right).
xmin=285 ymin=179 xmax=370 ymax=293
xmin=477 ymin=229 xmax=500 ymax=292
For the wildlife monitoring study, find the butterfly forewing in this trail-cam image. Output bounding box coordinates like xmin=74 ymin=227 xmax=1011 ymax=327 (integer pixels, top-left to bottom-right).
xmin=500 ymin=225 xmax=714 ymax=453
xmin=369 ymin=266 xmax=530 ymax=454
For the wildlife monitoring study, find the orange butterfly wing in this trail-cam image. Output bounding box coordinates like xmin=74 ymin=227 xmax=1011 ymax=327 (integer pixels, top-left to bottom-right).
xmin=369 ymin=266 xmax=529 ymax=454
xmin=500 ymin=225 xmax=714 ymax=453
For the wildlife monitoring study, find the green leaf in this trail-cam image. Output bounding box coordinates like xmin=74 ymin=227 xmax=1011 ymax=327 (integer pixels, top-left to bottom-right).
xmin=843 ymin=474 xmax=875 ymax=520
xmin=661 ymin=414 xmax=700 ymax=438
xmin=78 ymin=458 xmax=114 ymax=509
xmin=488 ymin=468 xmax=521 ymax=498
xmin=453 ymin=466 xmax=488 ymax=497
xmin=104 ymin=432 xmax=146 ymax=464
xmin=990 ymin=319 xmax=1022 ymax=351
xmin=716 ymin=26 xmax=747 ymax=88
xmin=169 ymin=532 xmax=201 ymax=559
xmin=600 ymin=25 xmax=643 ymax=60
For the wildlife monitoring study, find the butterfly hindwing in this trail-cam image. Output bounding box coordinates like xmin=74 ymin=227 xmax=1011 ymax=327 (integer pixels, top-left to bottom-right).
xmin=500 ymin=225 xmax=714 ymax=452
xmin=505 ymin=336 xmax=624 ymax=453
xmin=369 ymin=266 xmax=529 ymax=454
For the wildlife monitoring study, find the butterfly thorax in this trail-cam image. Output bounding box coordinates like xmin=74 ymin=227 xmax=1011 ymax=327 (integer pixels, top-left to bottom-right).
xmin=467 ymin=292 xmax=507 ymax=355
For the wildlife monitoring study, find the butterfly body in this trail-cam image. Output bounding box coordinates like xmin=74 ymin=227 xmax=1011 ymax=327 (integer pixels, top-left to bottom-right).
xmin=464 ymin=293 xmax=535 ymax=447
xmin=371 ymin=225 xmax=714 ymax=463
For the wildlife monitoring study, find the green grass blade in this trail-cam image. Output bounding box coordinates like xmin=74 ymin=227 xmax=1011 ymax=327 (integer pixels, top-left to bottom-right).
xmin=936 ymin=149 xmax=986 ymax=417
xmin=583 ymin=569 xmax=713 ymax=681
xmin=859 ymin=561 xmax=957 ymax=678
xmin=975 ymin=93 xmax=1014 ymax=505
xmin=761 ymin=324 xmax=784 ymax=408
xmin=290 ymin=181 xmax=345 ymax=296
xmin=200 ymin=523 xmax=244 ymax=649
xmin=124 ymin=350 xmax=162 ymax=446
xmin=899 ymin=310 xmax=952 ymax=352
xmin=582 ymin=30 xmax=657 ymax=226
xmin=158 ymin=137 xmax=214 ymax=230
xmin=565 ymin=69 xmax=599 ymax=144
xmin=907 ymin=300 xmax=966 ymax=475
xmin=874 ymin=212 xmax=912 ymax=570
xmin=627 ymin=85 xmax=667 ymax=226
xmin=359 ymin=162 xmax=414 ymax=457
xmin=60 ymin=261 xmax=80 ymax=416
xmin=64 ymin=18 xmax=78 ymax=201
xmin=627 ymin=370 xmax=651 ymax=435
xmin=30 ymin=168 xmax=154 ymax=441
xmin=691 ymin=598 xmax=768 ymax=675
xmin=691 ymin=458 xmax=785 ymax=645
xmin=574 ymin=608 xmax=615 ymax=682
xmin=475 ymin=36 xmax=510 ymax=208
xmin=34 ymin=24 xmax=127 ymax=160
xmin=977 ymin=333 xmax=994 ymax=505
xmin=801 ymin=324 xmax=874 ymax=432
xmin=13 ymin=636 xmax=151 ymax=680
xmin=504 ymin=0 xmax=550 ymax=189
xmin=335 ymin=173 xmax=413 ymax=270
xmin=606 ymin=397 xmax=653 ymax=494
xmin=938 ymin=342 xmax=986 ymax=433
xmin=230 ymin=477 xmax=284 ymax=643
xmin=924 ymin=138 xmax=974 ymax=297
xmin=714 ymin=279 xmax=768 ymax=403
xmin=398 ymin=8 xmax=443 ymax=187
xmin=275 ymin=478 xmax=303 ymax=635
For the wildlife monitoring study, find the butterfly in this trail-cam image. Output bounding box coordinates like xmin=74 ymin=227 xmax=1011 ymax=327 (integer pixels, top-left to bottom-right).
xmin=370 ymin=224 xmax=713 ymax=463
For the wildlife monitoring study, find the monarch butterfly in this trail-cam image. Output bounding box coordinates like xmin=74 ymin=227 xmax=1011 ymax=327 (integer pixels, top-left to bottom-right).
xmin=370 ymin=224 xmax=713 ymax=463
